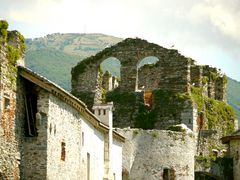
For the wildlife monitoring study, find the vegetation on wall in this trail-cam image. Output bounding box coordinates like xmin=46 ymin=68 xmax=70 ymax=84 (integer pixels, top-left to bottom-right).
xmin=0 ymin=20 xmax=8 ymax=42
xmin=0 ymin=20 xmax=26 ymax=84
xmin=191 ymin=86 xmax=236 ymax=134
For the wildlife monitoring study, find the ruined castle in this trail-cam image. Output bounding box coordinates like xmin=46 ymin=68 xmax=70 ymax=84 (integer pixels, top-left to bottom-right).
xmin=72 ymin=38 xmax=238 ymax=179
xmin=0 ymin=20 xmax=239 ymax=180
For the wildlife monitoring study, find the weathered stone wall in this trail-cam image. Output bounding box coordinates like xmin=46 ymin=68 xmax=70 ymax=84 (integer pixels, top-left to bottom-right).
xmin=72 ymin=38 xmax=191 ymax=100
xmin=116 ymin=128 xmax=195 ymax=180
xmin=190 ymin=65 xmax=202 ymax=88
xmin=138 ymin=64 xmax=160 ymax=90
xmin=228 ymin=140 xmax=240 ymax=180
xmin=0 ymin=28 xmax=25 ymax=179
xmin=20 ymin=85 xmax=108 ymax=180
xmin=47 ymin=93 xmax=83 ymax=179
xmin=21 ymin=88 xmax=49 ymax=179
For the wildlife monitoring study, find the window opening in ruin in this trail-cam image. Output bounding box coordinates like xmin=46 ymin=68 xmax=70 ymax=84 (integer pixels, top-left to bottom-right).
xmin=103 ymin=109 xmax=106 ymax=115
xmin=100 ymin=57 xmax=121 ymax=91
xmin=98 ymin=109 xmax=101 ymax=115
xmin=24 ymin=80 xmax=38 ymax=137
xmin=87 ymin=153 xmax=90 ymax=180
xmin=61 ymin=142 xmax=66 ymax=161
xmin=3 ymin=97 xmax=10 ymax=109
xmin=82 ymin=132 xmax=84 ymax=146
xmin=144 ymin=90 xmax=153 ymax=107
xmin=136 ymin=56 xmax=159 ymax=91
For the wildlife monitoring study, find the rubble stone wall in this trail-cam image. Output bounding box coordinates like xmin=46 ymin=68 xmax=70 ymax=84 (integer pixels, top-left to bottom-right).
xmin=116 ymin=128 xmax=195 ymax=180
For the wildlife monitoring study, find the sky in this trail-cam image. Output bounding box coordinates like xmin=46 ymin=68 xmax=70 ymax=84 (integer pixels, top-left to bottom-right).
xmin=1 ymin=0 xmax=240 ymax=81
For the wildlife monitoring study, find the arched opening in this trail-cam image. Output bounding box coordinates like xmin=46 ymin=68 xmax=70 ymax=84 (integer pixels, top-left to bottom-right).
xmin=100 ymin=57 xmax=121 ymax=91
xmin=94 ymin=57 xmax=121 ymax=103
xmin=136 ymin=56 xmax=159 ymax=92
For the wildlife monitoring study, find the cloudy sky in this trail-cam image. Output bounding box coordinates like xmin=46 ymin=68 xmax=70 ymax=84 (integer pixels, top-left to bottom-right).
xmin=1 ymin=0 xmax=240 ymax=81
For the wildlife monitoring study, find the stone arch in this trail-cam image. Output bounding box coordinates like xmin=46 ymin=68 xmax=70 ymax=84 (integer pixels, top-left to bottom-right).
xmin=71 ymin=38 xmax=191 ymax=108
xmin=136 ymin=56 xmax=160 ymax=91
xmin=94 ymin=57 xmax=121 ymax=103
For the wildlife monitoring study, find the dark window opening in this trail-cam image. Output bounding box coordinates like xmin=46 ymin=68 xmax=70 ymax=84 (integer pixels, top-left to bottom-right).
xmin=163 ymin=168 xmax=176 ymax=180
xmin=3 ymin=96 xmax=10 ymax=109
xmin=87 ymin=153 xmax=90 ymax=180
xmin=163 ymin=168 xmax=170 ymax=180
xmin=24 ymin=80 xmax=38 ymax=137
xmin=103 ymin=109 xmax=106 ymax=115
xmin=98 ymin=109 xmax=101 ymax=115
xmin=61 ymin=142 xmax=66 ymax=161
xmin=82 ymin=132 xmax=84 ymax=146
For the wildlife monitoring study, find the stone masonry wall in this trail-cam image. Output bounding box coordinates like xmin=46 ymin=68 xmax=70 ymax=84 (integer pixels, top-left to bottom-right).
xmin=0 ymin=31 xmax=25 ymax=179
xmin=72 ymin=38 xmax=191 ymax=100
xmin=46 ymin=93 xmax=83 ymax=180
xmin=229 ymin=140 xmax=240 ymax=180
xmin=21 ymin=88 xmax=49 ymax=179
xmin=116 ymin=128 xmax=195 ymax=180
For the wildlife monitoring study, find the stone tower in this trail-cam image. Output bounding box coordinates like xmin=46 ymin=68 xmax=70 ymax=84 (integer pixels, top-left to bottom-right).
xmin=0 ymin=20 xmax=25 ymax=179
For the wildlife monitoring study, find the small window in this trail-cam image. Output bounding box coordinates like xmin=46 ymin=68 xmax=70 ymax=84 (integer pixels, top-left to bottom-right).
xmin=61 ymin=142 xmax=66 ymax=161
xmin=82 ymin=132 xmax=84 ymax=146
xmin=4 ymin=97 xmax=10 ymax=109
xmin=163 ymin=168 xmax=170 ymax=180
xmin=163 ymin=168 xmax=175 ymax=180
xmin=87 ymin=153 xmax=90 ymax=180
xmin=103 ymin=109 xmax=106 ymax=115
xmin=98 ymin=109 xmax=101 ymax=115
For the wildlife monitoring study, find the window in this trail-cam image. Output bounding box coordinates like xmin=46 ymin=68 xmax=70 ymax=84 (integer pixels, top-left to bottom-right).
xmin=3 ymin=97 xmax=10 ymax=109
xmin=103 ymin=109 xmax=106 ymax=115
xmin=163 ymin=168 xmax=175 ymax=180
xmin=82 ymin=132 xmax=84 ymax=146
xmin=87 ymin=153 xmax=90 ymax=180
xmin=98 ymin=109 xmax=101 ymax=115
xmin=163 ymin=168 xmax=170 ymax=180
xmin=61 ymin=142 xmax=66 ymax=161
xmin=24 ymin=81 xmax=38 ymax=137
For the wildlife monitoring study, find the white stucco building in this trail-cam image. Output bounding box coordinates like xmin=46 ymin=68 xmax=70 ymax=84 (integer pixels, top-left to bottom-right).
xmin=18 ymin=67 xmax=124 ymax=180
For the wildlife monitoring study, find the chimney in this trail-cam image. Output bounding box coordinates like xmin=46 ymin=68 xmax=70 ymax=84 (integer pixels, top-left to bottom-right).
xmin=92 ymin=102 xmax=113 ymax=128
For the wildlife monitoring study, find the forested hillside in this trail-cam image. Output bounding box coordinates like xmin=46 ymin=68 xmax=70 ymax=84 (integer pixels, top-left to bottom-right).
xmin=25 ymin=33 xmax=240 ymax=124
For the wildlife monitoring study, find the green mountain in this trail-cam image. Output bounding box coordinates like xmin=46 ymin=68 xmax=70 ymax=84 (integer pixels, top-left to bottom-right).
xmin=25 ymin=33 xmax=122 ymax=90
xmin=25 ymin=33 xmax=240 ymax=123
xmin=227 ymin=77 xmax=240 ymax=123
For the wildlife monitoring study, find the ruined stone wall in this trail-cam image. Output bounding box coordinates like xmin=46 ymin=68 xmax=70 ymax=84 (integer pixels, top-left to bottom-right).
xmin=116 ymin=128 xmax=195 ymax=180
xmin=138 ymin=64 xmax=160 ymax=90
xmin=0 ymin=28 xmax=25 ymax=179
xmin=72 ymin=38 xmax=191 ymax=102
